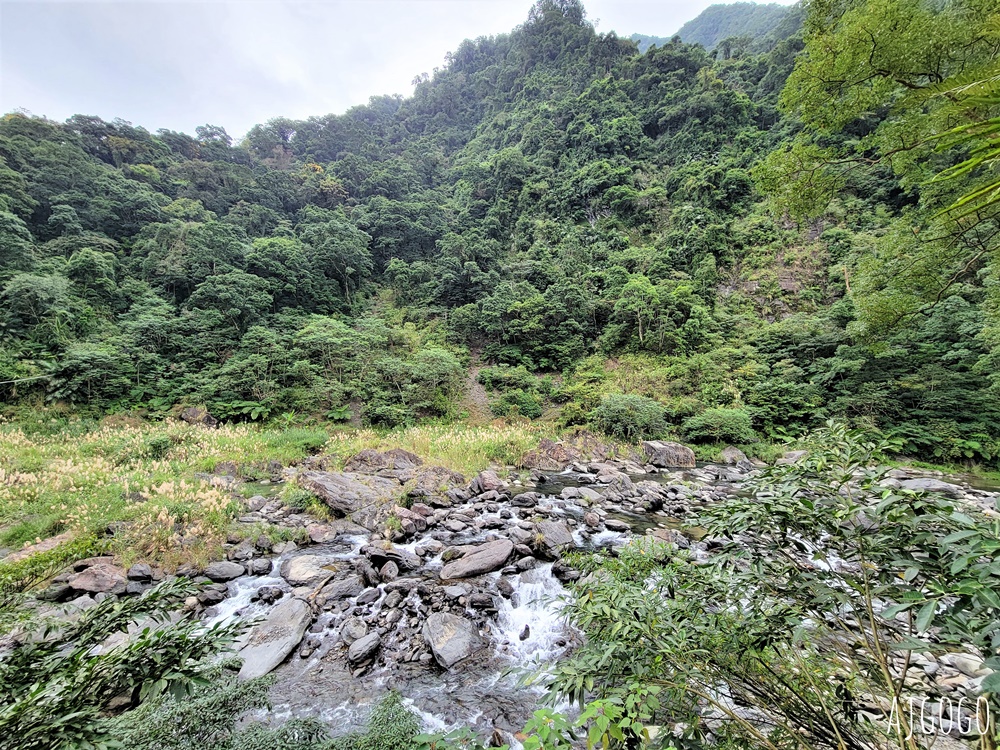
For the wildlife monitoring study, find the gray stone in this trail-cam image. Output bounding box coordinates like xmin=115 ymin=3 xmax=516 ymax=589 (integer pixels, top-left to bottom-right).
xmin=249 ymin=558 xmax=273 ymax=576
xmin=298 ymin=471 xmax=401 ymax=519
xmin=204 ymin=561 xmax=246 ymax=582
xmin=534 ymin=520 xmax=574 ymax=557
xmin=719 ymin=446 xmax=748 ymax=465
xmin=422 ymin=612 xmax=480 ymax=668
xmin=357 ymin=587 xmax=381 ymax=605
xmin=318 ymin=575 xmax=364 ymax=602
xmin=348 ymin=632 xmax=382 ymax=663
xmin=605 ymin=519 xmax=630 ymax=532
xmin=67 ymin=563 xmax=127 ymax=594
xmin=280 ymin=555 xmax=336 ymax=587
xmin=777 ymin=450 xmax=808 ymax=465
xmin=362 ymin=543 xmax=422 ymax=572
xmin=899 ymin=478 xmax=964 ymax=498
xmin=380 ymin=561 xmax=399 ymax=582
xmin=340 ymin=616 xmax=368 ymax=645
xmin=238 ymin=597 xmax=312 ymax=680
xmin=642 ymin=441 xmax=696 ymax=469
xmin=127 ymin=563 xmax=152 ymax=581
xmin=471 ymin=470 xmax=506 ymax=495
xmin=440 ymin=539 xmax=514 ymax=580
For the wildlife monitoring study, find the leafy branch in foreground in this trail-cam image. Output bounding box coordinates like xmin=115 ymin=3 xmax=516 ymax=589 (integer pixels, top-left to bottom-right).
xmin=0 ymin=578 xmax=246 ymax=750
xmin=544 ymin=423 xmax=1000 ymax=750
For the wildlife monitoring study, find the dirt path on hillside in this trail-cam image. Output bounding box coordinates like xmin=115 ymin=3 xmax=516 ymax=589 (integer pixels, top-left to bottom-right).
xmin=461 ymin=351 xmax=492 ymax=424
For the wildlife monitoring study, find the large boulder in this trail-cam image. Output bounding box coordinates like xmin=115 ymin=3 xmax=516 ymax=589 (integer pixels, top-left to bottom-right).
xmin=347 ymin=632 xmax=382 ymax=664
xmin=67 ymin=563 xmax=127 ymax=594
xmin=297 ymin=471 xmax=401 ymax=518
xmin=642 ymin=441 xmax=696 ymax=469
xmin=470 ymin=470 xmax=507 ymax=496
xmin=440 ymin=539 xmax=513 ymax=580
xmin=179 ymin=405 xmax=218 ymax=428
xmin=362 ymin=543 xmax=422 ymax=572
xmin=204 ymin=561 xmax=246 ymax=582
xmin=344 ymin=448 xmax=422 ymax=474
xmin=423 ymin=612 xmax=481 ymax=668
xmin=899 ymin=478 xmax=964 ymax=498
xmin=520 ymin=439 xmax=582 ymax=472
xmin=280 ymin=554 xmax=337 ymax=587
xmin=719 ymin=446 xmax=748 ymax=465
xmin=534 ymin=520 xmax=574 ymax=559
xmin=238 ymin=597 xmax=312 ymax=680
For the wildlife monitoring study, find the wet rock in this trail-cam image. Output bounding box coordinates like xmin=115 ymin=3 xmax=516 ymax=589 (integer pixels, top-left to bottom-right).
xmin=415 ymin=539 xmax=444 ymax=557
xmin=552 ymin=559 xmax=581 ymax=583
xmin=533 ymin=520 xmax=574 ymax=559
xmin=380 ymin=561 xmax=399 ymax=582
xmin=298 ymin=471 xmax=401 ymax=518
xmin=519 ymin=624 xmax=531 ymax=641
xmin=249 ymin=558 xmax=273 ymax=576
xmin=511 ymin=492 xmax=540 ymax=508
xmin=423 ymin=612 xmax=481 ymax=668
xmin=318 ymin=575 xmax=364 ymax=603
xmin=348 ymin=632 xmax=382 ymax=664
xmin=238 ymin=597 xmax=312 ymax=680
xmin=357 ymin=588 xmax=381 ymax=605
xmin=253 ymin=586 xmax=284 ymax=604
xmin=440 ymin=539 xmax=514 ymax=580
xmin=67 ymin=563 xmax=127 ymax=594
xmin=642 ymin=441 xmax=696 ymax=469
xmin=583 ymin=512 xmax=601 ymax=528
xmin=605 ymin=519 xmax=630 ymax=532
xmin=340 ymin=616 xmax=368 ymax=645
xmin=125 ymin=581 xmax=149 ymax=596
xmin=204 ymin=561 xmax=246 ymax=582
xmin=37 ymin=583 xmax=73 ymax=602
xmin=280 ymin=555 xmax=336 ymax=587
xmin=198 ymin=588 xmax=227 ymax=606
xmin=362 ymin=543 xmax=422 ymax=572
xmin=496 ymin=578 xmax=515 ymax=598
xmin=127 ymin=563 xmax=152 ymax=581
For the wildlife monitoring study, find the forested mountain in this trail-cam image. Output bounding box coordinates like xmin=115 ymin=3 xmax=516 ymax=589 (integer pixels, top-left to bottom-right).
xmin=1 ymin=0 xmax=998 ymax=466
xmin=674 ymin=2 xmax=791 ymax=49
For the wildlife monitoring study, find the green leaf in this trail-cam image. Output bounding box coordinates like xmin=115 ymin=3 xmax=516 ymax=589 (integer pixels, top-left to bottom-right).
xmin=915 ymin=600 xmax=937 ymax=632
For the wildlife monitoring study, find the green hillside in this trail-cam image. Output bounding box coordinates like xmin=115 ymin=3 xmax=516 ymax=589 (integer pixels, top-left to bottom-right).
xmin=1 ymin=0 xmax=998 ymax=466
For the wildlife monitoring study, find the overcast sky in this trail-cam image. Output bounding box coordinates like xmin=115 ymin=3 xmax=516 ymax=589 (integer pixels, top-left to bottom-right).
xmin=0 ymin=0 xmax=796 ymax=139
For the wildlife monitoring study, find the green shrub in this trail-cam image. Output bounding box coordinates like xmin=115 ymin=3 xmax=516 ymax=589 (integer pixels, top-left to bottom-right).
xmin=681 ymin=407 xmax=756 ymax=443
xmin=589 ymin=393 xmax=666 ymax=441
xmin=489 ymin=389 xmax=543 ymax=419
xmin=477 ymin=364 xmax=536 ymax=392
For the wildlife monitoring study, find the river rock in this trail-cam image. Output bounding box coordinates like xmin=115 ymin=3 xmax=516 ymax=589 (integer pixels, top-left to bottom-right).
xmin=317 ymin=574 xmax=364 ymax=603
xmin=238 ymin=597 xmax=312 ymax=680
xmin=348 ymin=632 xmax=382 ymax=663
xmin=204 ymin=561 xmax=246 ymax=581
xmin=440 ymin=539 xmax=514 ymax=579
xmin=380 ymin=561 xmax=399 ymax=581
xmin=423 ymin=612 xmax=481 ymax=668
xmin=340 ymin=616 xmax=368 ymax=645
xmin=471 ymin=470 xmax=506 ymax=495
xmin=719 ymin=446 xmax=748 ymax=464
xmin=899 ymin=478 xmax=964 ymax=498
xmin=345 ymin=448 xmax=422 ymax=474
xmin=940 ymin=653 xmax=990 ymax=678
xmin=534 ymin=520 xmax=574 ymax=558
xmin=249 ymin=558 xmax=273 ymax=576
xmin=642 ymin=441 xmax=696 ymax=469
xmin=362 ymin=543 xmax=422 ymax=572
xmin=127 ymin=563 xmax=152 ymax=581
xmin=67 ymin=563 xmax=127 ymax=594
xmin=298 ymin=471 xmax=401 ymax=518
xmin=280 ymin=555 xmax=336 ymax=587
xmin=519 ymin=439 xmax=582 ymax=471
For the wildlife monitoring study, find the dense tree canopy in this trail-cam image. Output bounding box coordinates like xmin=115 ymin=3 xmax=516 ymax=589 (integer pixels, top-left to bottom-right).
xmin=1 ymin=0 xmax=998 ymax=464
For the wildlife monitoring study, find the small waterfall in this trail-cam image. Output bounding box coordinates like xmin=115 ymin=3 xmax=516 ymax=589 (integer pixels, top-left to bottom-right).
xmin=493 ymin=563 xmax=569 ymax=664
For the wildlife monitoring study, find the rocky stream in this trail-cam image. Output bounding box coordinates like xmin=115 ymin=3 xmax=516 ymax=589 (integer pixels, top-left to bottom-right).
xmin=31 ymin=437 xmax=1000 ymax=744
